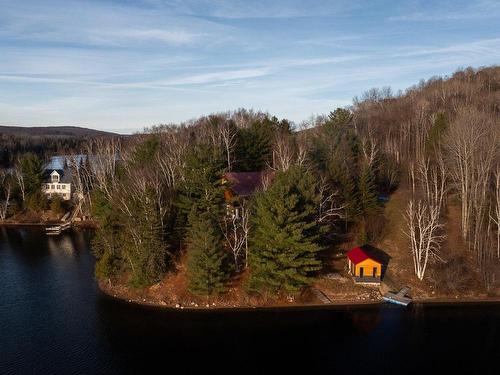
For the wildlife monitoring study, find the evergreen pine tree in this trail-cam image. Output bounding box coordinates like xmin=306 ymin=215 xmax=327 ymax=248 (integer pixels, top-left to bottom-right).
xmin=327 ymin=158 xmax=359 ymax=221
xmin=91 ymin=189 xmax=122 ymax=280
xmin=321 ymin=108 xmax=361 ymax=223
xmin=326 ymin=108 xmax=352 ymax=129
xmin=426 ymin=112 xmax=448 ymax=152
xmin=358 ymin=163 xmax=378 ymax=213
xmin=20 ymin=153 xmax=44 ymax=199
xmin=133 ymin=190 xmax=168 ymax=285
xmin=186 ymin=211 xmax=228 ymax=296
xmin=234 ymin=121 xmax=273 ymax=171
xmin=177 ymin=144 xmax=225 ymax=220
xmin=248 ymin=167 xmax=322 ymax=296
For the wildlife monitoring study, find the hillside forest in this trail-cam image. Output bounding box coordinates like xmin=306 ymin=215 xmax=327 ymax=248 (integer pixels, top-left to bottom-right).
xmin=1 ymin=66 xmax=499 ymax=303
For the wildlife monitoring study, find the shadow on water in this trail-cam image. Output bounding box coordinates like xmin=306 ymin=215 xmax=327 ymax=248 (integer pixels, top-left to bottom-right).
xmin=95 ymin=295 xmax=388 ymax=374
xmin=95 ymin=294 xmax=500 ymax=375
xmin=1 ymin=227 xmax=500 ymax=375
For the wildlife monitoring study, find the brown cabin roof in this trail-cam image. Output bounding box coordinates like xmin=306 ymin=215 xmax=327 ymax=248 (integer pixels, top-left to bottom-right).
xmin=223 ymin=171 xmax=275 ymax=197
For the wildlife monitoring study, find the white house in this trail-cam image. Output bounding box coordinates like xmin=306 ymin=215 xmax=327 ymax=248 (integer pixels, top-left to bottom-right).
xmin=42 ymin=169 xmax=72 ymax=201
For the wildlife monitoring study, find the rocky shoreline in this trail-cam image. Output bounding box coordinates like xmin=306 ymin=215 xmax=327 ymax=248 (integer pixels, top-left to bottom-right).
xmin=98 ymin=281 xmax=500 ymax=311
xmin=98 ymin=281 xmax=381 ymax=310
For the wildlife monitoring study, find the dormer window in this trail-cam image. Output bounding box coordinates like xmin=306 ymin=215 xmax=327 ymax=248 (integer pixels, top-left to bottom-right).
xmin=50 ymin=171 xmax=60 ymax=183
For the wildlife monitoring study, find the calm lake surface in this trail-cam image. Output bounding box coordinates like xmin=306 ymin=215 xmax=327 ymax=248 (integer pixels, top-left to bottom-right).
xmin=1 ymin=227 xmax=499 ymax=375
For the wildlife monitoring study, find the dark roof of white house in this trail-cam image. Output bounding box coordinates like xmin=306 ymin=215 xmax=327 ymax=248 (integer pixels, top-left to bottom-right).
xmin=44 ymin=168 xmax=72 ymax=183
xmin=45 ymin=155 xmax=87 ymax=170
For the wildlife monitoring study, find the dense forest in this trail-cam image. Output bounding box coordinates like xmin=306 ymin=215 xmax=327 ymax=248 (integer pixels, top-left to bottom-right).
xmin=0 ymin=126 xmax=119 ymax=218
xmin=1 ymin=66 xmax=499 ymax=302
xmin=0 ymin=126 xmax=117 ymax=167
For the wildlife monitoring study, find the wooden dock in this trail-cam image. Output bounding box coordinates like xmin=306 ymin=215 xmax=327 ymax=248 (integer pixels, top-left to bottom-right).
xmin=45 ymin=221 xmax=71 ymax=236
xmin=45 ymin=201 xmax=83 ymax=236
xmin=383 ymin=286 xmax=412 ymax=306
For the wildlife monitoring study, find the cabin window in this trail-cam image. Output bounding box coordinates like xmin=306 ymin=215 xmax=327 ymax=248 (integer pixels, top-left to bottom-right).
xmin=373 ymin=267 xmax=377 ymax=277
xmin=61 ymin=185 xmax=65 ymax=189
xmin=51 ymin=174 xmax=59 ymax=183
xmin=57 ymin=185 xmax=60 ymax=189
xmin=51 ymin=185 xmax=55 ymax=189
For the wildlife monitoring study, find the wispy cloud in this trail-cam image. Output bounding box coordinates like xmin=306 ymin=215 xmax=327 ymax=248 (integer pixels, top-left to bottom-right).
xmin=116 ymin=29 xmax=200 ymax=44
xmin=159 ymin=0 xmax=363 ymax=19
xmin=390 ymin=38 xmax=500 ymax=58
xmin=0 ymin=0 xmax=219 ymax=47
xmin=0 ymin=68 xmax=271 ymax=91
xmin=388 ymin=0 xmax=500 ymax=22
xmin=0 ymin=0 xmax=499 ymax=130
xmin=159 ymin=68 xmax=271 ymax=85
xmin=86 ymin=28 xmax=202 ymax=46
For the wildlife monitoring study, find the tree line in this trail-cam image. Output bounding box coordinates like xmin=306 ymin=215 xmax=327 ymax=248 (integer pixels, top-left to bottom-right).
xmin=1 ymin=66 xmax=499 ymax=296
xmin=352 ymin=66 xmax=499 ymax=287
xmin=85 ymin=106 xmax=394 ymax=297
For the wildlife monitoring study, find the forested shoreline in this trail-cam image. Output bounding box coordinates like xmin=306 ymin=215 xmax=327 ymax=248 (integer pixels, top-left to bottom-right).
xmin=1 ymin=66 xmax=499 ymax=306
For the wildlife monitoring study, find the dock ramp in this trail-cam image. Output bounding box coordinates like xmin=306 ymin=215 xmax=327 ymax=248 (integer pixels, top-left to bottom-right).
xmin=383 ymin=286 xmax=412 ymax=306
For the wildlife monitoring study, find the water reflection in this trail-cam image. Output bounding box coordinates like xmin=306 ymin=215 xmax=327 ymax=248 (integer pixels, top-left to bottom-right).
xmin=350 ymin=306 xmax=382 ymax=333
xmin=47 ymin=234 xmax=76 ymax=255
xmin=1 ymin=228 xmax=500 ymax=375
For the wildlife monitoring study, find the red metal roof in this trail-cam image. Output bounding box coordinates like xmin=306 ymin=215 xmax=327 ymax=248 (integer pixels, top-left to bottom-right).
xmin=223 ymin=171 xmax=275 ymax=196
xmin=347 ymin=246 xmax=380 ymax=264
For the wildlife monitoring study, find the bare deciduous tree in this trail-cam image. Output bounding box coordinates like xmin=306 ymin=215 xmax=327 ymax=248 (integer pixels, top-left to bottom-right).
xmin=13 ymin=160 xmax=25 ymax=203
xmin=220 ymin=120 xmax=238 ymax=172
xmin=360 ymin=132 xmax=378 ymax=169
xmin=445 ymin=108 xmax=490 ymax=241
xmin=404 ymin=199 xmax=445 ymax=280
xmin=317 ymin=177 xmax=345 ymax=224
xmin=417 ymin=157 xmax=448 ymax=212
xmin=444 ymin=108 xmax=498 ymax=284
xmin=85 ymin=137 xmax=121 ymax=201
xmin=221 ymin=202 xmax=251 ymax=271
xmin=271 ymin=134 xmax=294 ymax=172
xmin=156 ymin=126 xmax=188 ymax=189
xmin=491 ymin=168 xmax=500 ymax=259
xmin=0 ymin=171 xmax=12 ymax=220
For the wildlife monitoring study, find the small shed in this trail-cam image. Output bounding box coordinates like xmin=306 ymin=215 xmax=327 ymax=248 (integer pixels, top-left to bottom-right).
xmin=346 ymin=246 xmax=383 ymax=283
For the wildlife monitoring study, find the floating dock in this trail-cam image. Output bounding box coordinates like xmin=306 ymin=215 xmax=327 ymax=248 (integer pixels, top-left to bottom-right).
xmin=45 ymin=206 xmax=79 ymax=236
xmin=383 ymin=286 xmax=412 ymax=306
xmin=46 ymin=221 xmax=71 ymax=236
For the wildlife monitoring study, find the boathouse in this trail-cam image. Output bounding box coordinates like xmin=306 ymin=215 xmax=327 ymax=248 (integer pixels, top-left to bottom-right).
xmin=346 ymin=246 xmax=383 ymax=284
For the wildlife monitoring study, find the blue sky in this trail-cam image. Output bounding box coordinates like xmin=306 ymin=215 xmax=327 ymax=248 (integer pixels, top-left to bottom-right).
xmin=0 ymin=0 xmax=499 ymax=133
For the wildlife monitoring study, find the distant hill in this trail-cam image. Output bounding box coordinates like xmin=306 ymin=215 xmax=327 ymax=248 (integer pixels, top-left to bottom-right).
xmin=0 ymin=125 xmax=119 ymax=138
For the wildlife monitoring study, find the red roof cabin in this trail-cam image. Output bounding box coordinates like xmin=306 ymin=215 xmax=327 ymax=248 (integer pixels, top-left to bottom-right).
xmin=347 ymin=246 xmax=383 ymax=284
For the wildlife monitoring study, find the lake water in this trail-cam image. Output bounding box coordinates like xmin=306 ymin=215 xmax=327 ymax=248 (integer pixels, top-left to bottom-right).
xmin=0 ymin=227 xmax=499 ymax=375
